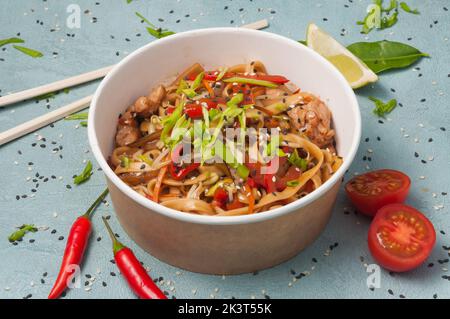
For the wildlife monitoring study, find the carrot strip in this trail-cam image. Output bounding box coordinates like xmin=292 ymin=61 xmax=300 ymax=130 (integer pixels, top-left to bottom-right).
xmin=244 ymin=183 xmax=255 ymax=214
xmin=153 ymin=165 xmax=168 ymax=203
xmin=202 ymin=79 xmax=215 ymax=98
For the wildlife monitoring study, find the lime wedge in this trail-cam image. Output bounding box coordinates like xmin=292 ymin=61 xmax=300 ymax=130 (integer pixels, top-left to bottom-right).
xmin=306 ymin=23 xmax=378 ymax=89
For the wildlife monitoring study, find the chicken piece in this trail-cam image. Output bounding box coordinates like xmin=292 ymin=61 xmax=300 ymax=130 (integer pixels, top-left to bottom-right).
xmin=115 ymin=110 xmax=141 ymax=146
xmin=287 ymin=98 xmax=335 ymax=148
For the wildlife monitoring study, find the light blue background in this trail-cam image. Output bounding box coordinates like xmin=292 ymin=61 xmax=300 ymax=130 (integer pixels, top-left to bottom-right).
xmin=0 ymin=0 xmax=449 ymax=299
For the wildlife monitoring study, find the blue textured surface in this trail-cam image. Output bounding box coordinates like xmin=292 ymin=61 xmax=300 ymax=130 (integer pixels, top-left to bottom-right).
xmin=0 ymin=0 xmax=449 ymax=299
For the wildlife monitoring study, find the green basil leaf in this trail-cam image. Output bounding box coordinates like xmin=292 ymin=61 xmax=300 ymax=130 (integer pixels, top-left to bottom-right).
xmin=400 ymin=2 xmax=419 ymax=14
xmin=0 ymin=37 xmax=24 ymax=48
xmin=13 ymin=45 xmax=43 ymax=58
xmin=347 ymin=40 xmax=429 ymax=73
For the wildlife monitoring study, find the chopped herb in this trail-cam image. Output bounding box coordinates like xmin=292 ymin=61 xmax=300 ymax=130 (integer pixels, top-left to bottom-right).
xmin=0 ymin=37 xmax=24 ymax=48
xmin=215 ymin=67 xmax=228 ymax=81
xmin=35 ymin=92 xmax=56 ymax=101
xmin=369 ymin=97 xmax=397 ymax=117
xmin=135 ymin=12 xmax=175 ymax=39
xmin=13 ymin=45 xmax=43 ymax=58
xmin=288 ymin=149 xmax=308 ymax=171
xmin=236 ymin=164 xmax=250 ymax=179
xmin=73 ymin=161 xmax=93 ymax=185
xmin=8 ymin=224 xmax=37 ymax=243
xmin=176 ymin=79 xmax=189 ymax=94
xmin=120 ymin=156 xmax=130 ymax=168
xmin=182 ymin=88 xmax=197 ymax=98
xmin=138 ymin=154 xmax=153 ymax=166
xmin=191 ymin=72 xmax=205 ymax=90
xmin=286 ymin=180 xmax=300 ymax=187
xmin=357 ymin=0 xmax=419 ymax=33
xmin=65 ymin=112 xmax=89 ymax=120
xmin=79 ymin=121 xmax=88 ymax=127
xmin=400 ymin=2 xmax=419 ymax=14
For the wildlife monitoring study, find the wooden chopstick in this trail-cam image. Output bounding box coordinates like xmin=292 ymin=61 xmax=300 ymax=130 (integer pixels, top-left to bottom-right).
xmin=0 ymin=19 xmax=269 ymax=146
xmin=0 ymin=66 xmax=113 ymax=108
xmin=0 ymin=95 xmax=92 ymax=146
xmin=0 ymin=20 xmax=268 ymax=109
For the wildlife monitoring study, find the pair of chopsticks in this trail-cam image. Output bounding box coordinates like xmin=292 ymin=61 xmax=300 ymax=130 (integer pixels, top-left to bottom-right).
xmin=0 ymin=19 xmax=269 ymax=146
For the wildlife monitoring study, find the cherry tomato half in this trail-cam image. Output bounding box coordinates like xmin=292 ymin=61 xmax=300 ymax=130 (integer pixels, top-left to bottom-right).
xmin=368 ymin=204 xmax=436 ymax=272
xmin=345 ymin=169 xmax=411 ymax=217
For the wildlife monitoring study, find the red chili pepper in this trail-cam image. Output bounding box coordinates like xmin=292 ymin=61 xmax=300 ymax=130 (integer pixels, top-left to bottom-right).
xmin=48 ymin=188 xmax=109 ymax=299
xmin=102 ymin=217 xmax=167 ymax=299
xmin=169 ymin=144 xmax=200 ymax=180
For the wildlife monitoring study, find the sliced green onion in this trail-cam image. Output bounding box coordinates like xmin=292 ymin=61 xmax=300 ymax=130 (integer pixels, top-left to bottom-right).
xmin=286 ymin=180 xmax=299 ymax=187
xmin=138 ymin=154 xmax=153 ymax=166
xmin=182 ymin=88 xmax=197 ymax=98
xmin=191 ymin=72 xmax=204 ymax=90
xmin=288 ymin=149 xmax=308 ymax=171
xmin=215 ymin=67 xmax=228 ymax=81
xmin=176 ymin=79 xmax=189 ymax=94
xmin=223 ymin=77 xmax=278 ymax=88
xmin=236 ymin=164 xmax=250 ymax=179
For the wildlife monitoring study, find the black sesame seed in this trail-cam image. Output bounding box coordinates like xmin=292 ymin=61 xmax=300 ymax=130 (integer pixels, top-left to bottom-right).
xmin=58 ymin=236 xmax=64 ymax=241
xmin=102 ymin=281 xmax=107 ymax=287
xmin=110 ymin=271 xmax=116 ymax=276
xmin=388 ymin=289 xmax=394 ymax=295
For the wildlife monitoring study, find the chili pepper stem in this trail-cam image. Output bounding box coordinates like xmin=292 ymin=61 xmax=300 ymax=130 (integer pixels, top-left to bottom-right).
xmin=82 ymin=188 xmax=109 ymax=219
xmin=102 ymin=216 xmax=125 ymax=254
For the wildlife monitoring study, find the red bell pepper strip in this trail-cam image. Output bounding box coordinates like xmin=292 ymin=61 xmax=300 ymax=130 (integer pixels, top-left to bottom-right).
xmin=169 ymin=144 xmax=200 ymax=180
xmin=212 ymin=188 xmax=228 ymax=209
xmin=102 ymin=217 xmax=167 ymax=299
xmin=166 ymin=99 xmax=219 ymax=118
xmin=184 ymin=104 xmax=204 ymax=119
xmin=48 ymin=188 xmax=109 ymax=299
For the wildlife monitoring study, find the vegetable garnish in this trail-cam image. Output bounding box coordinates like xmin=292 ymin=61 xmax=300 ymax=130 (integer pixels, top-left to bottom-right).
xmin=65 ymin=112 xmax=88 ymax=120
xmin=8 ymin=224 xmax=37 ymax=243
xmin=135 ymin=12 xmax=175 ymax=39
xmin=223 ymin=76 xmax=279 ymax=88
xmin=345 ymin=169 xmax=410 ymax=217
xmin=73 ymin=161 xmax=93 ymax=185
xmin=102 ymin=217 xmax=167 ymax=299
xmin=0 ymin=37 xmax=24 ymax=47
xmin=357 ymin=0 xmax=419 ymax=33
xmin=13 ymin=45 xmax=43 ymax=58
xmin=368 ymin=204 xmax=435 ymax=272
xmin=288 ymin=149 xmax=308 ymax=171
xmin=369 ymin=96 xmax=397 ymax=117
xmin=347 ymin=41 xmax=429 ymax=74
xmin=48 ymin=189 xmax=109 ymax=299
xmin=399 ymin=1 xmax=419 ymax=14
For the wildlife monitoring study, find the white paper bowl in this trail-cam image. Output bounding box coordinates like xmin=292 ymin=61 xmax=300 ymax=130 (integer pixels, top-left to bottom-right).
xmin=88 ymin=28 xmax=361 ymax=274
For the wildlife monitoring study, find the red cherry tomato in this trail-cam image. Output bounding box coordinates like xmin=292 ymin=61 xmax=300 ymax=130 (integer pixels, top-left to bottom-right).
xmin=345 ymin=169 xmax=411 ymax=217
xmin=368 ymin=204 xmax=436 ymax=272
